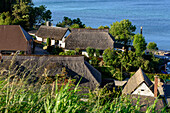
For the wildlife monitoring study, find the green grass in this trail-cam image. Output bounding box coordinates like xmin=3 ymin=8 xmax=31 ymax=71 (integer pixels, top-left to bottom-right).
xmin=0 ymin=57 xmax=169 ymax=113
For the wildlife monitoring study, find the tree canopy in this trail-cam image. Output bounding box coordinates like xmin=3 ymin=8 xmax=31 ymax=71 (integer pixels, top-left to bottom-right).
xmin=109 ymin=19 xmax=136 ymax=53
xmin=147 ymin=42 xmax=158 ymax=50
xmin=56 ymin=17 xmax=85 ymax=28
xmin=0 ymin=0 xmax=52 ymax=30
xmin=133 ymin=34 xmax=147 ymax=56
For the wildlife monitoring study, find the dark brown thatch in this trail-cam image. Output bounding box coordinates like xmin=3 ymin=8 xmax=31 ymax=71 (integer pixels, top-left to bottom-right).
xmin=65 ymin=28 xmax=115 ymax=50
xmin=0 ymin=25 xmax=32 ymax=52
xmin=36 ymin=26 xmax=69 ymax=40
xmin=0 ymin=55 xmax=101 ymax=93
xmin=122 ymin=68 xmax=155 ymax=95
xmin=129 ymin=95 xmax=165 ymax=112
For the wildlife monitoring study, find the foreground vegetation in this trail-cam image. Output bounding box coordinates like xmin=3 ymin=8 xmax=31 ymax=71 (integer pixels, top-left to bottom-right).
xmin=0 ymin=58 xmax=168 ymax=113
xmin=0 ymin=76 xmax=167 ymax=113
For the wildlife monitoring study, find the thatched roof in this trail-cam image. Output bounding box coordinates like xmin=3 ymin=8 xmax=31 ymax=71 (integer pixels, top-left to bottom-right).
xmin=0 ymin=55 xmax=101 ymax=93
xmin=65 ymin=28 xmax=115 ymax=50
xmin=36 ymin=26 xmax=69 ymax=40
xmin=122 ymin=68 xmax=154 ymax=95
xmin=0 ymin=25 xmax=32 ymax=51
xmin=129 ymin=95 xmax=165 ymax=112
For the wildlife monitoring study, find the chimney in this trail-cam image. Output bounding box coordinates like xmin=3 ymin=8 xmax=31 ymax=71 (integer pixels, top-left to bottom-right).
xmin=46 ymin=21 xmax=51 ymax=26
xmin=154 ymin=75 xmax=158 ymax=98
xmin=140 ymin=26 xmax=143 ymax=35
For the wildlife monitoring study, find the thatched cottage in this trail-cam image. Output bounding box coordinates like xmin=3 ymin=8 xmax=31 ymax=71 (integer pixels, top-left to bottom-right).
xmin=122 ymin=68 xmax=156 ymax=97
xmin=64 ymin=28 xmax=115 ymax=56
xmin=122 ymin=68 xmax=166 ymax=112
xmin=35 ymin=25 xmax=70 ymax=47
xmin=0 ymin=25 xmax=33 ymax=54
xmin=0 ymin=55 xmax=101 ymax=93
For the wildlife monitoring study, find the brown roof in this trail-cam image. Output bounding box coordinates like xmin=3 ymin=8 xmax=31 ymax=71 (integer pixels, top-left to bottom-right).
xmin=36 ymin=26 xmax=69 ymax=40
xmin=65 ymin=28 xmax=115 ymax=50
xmin=130 ymin=95 xmax=165 ymax=112
xmin=0 ymin=25 xmax=32 ymax=51
xmin=122 ymin=68 xmax=155 ymax=95
xmin=0 ymin=55 xmax=102 ymax=93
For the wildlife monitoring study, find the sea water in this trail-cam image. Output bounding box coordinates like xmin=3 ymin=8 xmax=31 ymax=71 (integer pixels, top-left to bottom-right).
xmin=33 ymin=0 xmax=170 ymax=51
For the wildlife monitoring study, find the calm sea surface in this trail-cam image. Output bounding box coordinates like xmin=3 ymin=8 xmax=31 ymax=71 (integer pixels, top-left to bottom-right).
xmin=33 ymin=0 xmax=170 ymax=51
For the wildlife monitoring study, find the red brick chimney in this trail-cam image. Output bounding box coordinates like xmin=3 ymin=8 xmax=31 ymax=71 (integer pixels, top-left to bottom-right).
xmin=154 ymin=75 xmax=158 ymax=97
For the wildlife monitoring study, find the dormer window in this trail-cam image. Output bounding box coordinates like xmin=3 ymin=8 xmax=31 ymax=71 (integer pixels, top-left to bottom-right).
xmin=141 ymin=89 xmax=144 ymax=91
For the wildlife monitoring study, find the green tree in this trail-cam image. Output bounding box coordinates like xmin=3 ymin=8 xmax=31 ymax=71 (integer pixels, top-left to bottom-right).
xmin=95 ymin=49 xmax=100 ymax=58
xmin=0 ymin=12 xmax=13 ymax=25
xmin=56 ymin=17 xmax=85 ymax=28
xmin=12 ymin=2 xmax=30 ymax=30
xmin=133 ymin=34 xmax=147 ymax=56
xmin=109 ymin=19 xmax=136 ymax=53
xmin=46 ymin=38 xmax=51 ymax=46
xmin=86 ymin=47 xmax=95 ymax=58
xmin=102 ymin=48 xmax=115 ymax=66
xmin=98 ymin=25 xmax=109 ymax=29
xmin=147 ymin=42 xmax=158 ymax=50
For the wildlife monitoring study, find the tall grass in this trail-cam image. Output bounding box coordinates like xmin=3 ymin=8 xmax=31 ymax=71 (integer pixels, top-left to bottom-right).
xmin=0 ymin=56 xmax=168 ymax=112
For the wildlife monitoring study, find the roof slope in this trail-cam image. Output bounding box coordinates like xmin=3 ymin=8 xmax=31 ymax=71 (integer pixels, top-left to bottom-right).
xmin=0 ymin=55 xmax=101 ymax=93
xmin=65 ymin=28 xmax=115 ymax=50
xmin=36 ymin=26 xmax=68 ymax=40
xmin=122 ymin=68 xmax=154 ymax=95
xmin=0 ymin=25 xmax=32 ymax=51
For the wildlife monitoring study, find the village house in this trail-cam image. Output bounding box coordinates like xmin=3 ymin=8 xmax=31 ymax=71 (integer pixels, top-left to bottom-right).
xmin=122 ymin=68 xmax=166 ymax=112
xmin=0 ymin=25 xmax=33 ymax=54
xmin=64 ymin=28 xmax=115 ymax=57
xmin=35 ymin=25 xmax=70 ymax=47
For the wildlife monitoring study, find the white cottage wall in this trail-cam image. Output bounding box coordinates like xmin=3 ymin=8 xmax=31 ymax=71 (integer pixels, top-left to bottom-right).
xmin=132 ymin=83 xmax=154 ymax=97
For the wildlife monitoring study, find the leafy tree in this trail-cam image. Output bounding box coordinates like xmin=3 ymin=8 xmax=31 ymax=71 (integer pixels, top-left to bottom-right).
xmin=102 ymin=48 xmax=115 ymax=66
xmin=29 ymin=5 xmax=52 ymax=27
xmin=12 ymin=2 xmax=30 ymax=30
xmin=95 ymin=49 xmax=100 ymax=58
xmin=59 ymin=50 xmax=76 ymax=56
xmin=75 ymin=48 xmax=81 ymax=55
xmin=86 ymin=47 xmax=95 ymax=58
xmin=0 ymin=12 xmax=13 ymax=25
xmin=46 ymin=38 xmax=51 ymax=46
xmin=70 ymin=24 xmax=80 ymax=28
xmin=109 ymin=19 xmax=136 ymax=53
xmin=85 ymin=26 xmax=92 ymax=29
xmin=98 ymin=25 xmax=109 ymax=29
xmin=133 ymin=34 xmax=147 ymax=56
xmin=56 ymin=17 xmax=85 ymax=28
xmin=147 ymin=42 xmax=158 ymax=50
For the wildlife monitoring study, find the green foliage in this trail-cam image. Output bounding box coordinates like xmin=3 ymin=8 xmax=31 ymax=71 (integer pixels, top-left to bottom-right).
xmin=109 ymin=19 xmax=136 ymax=53
xmin=95 ymin=49 xmax=100 ymax=58
xmin=59 ymin=50 xmax=76 ymax=56
xmin=0 ymin=57 xmax=167 ymax=112
xmin=103 ymin=48 xmax=119 ymax=66
xmin=147 ymin=42 xmax=158 ymax=50
xmin=86 ymin=47 xmax=95 ymax=58
xmin=85 ymin=26 xmax=92 ymax=29
xmin=46 ymin=38 xmax=51 ymax=46
xmin=56 ymin=16 xmax=85 ymax=28
xmin=70 ymin=24 xmax=80 ymax=28
xmin=98 ymin=25 xmax=109 ymax=29
xmin=0 ymin=1 xmax=52 ymax=30
xmin=133 ymin=34 xmax=147 ymax=56
xmin=103 ymin=48 xmax=162 ymax=73
xmin=75 ymin=48 xmax=81 ymax=55
xmin=0 ymin=12 xmax=12 ymax=25
xmin=30 ymin=5 xmax=52 ymax=27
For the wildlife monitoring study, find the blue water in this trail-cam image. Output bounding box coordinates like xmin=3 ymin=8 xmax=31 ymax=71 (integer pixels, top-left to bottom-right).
xmin=33 ymin=0 xmax=170 ymax=51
